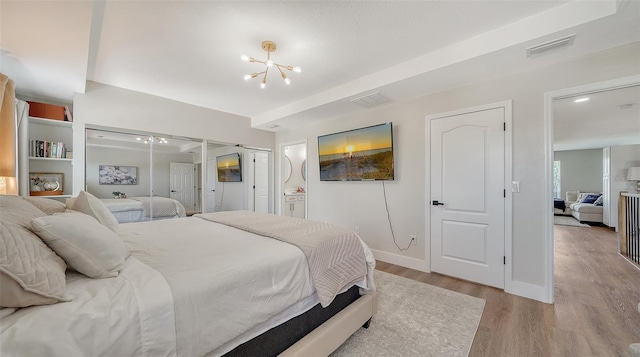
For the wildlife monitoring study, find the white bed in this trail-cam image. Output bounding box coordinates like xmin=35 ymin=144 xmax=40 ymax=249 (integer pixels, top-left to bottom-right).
xmin=0 ymin=196 xmax=376 ymax=357
xmin=101 ymin=196 xmax=187 ymax=223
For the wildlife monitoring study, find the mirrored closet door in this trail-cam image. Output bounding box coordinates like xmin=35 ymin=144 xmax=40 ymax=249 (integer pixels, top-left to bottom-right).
xmin=85 ymin=128 xmax=202 ymax=223
xmin=205 ymin=142 xmax=273 ymax=214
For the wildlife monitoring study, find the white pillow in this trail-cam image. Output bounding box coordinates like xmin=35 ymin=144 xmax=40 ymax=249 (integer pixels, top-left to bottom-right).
xmin=67 ymin=191 xmax=119 ymax=232
xmin=22 ymin=197 xmax=66 ymax=215
xmin=31 ymin=212 xmax=130 ymax=279
xmin=0 ymin=221 xmax=68 ymax=307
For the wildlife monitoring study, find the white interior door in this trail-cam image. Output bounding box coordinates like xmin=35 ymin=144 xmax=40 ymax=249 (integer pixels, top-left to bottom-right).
xmin=206 ymin=159 xmax=216 ymax=213
xmin=252 ymin=152 xmax=270 ymax=213
xmin=430 ymin=107 xmax=505 ymax=288
xmin=170 ymin=162 xmax=196 ymax=212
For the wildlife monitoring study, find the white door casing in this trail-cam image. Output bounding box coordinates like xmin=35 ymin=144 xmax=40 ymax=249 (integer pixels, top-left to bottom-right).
xmin=170 ymin=162 xmax=196 ymax=211
xmin=206 ymin=159 xmax=216 ymax=213
xmin=278 ymin=140 xmax=307 ymax=216
xmin=251 ymin=151 xmax=270 ymax=213
xmin=429 ymin=106 xmax=506 ymax=289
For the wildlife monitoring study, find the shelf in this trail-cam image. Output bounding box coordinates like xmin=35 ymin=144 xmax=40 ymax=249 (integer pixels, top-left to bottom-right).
xmin=29 ymin=117 xmax=72 ymax=128
xmin=29 ymin=157 xmax=72 ymax=162
xmin=28 ymin=194 xmax=72 ymax=198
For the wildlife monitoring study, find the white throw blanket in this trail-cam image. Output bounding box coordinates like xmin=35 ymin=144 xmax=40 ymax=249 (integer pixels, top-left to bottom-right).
xmin=195 ymin=211 xmax=368 ymax=307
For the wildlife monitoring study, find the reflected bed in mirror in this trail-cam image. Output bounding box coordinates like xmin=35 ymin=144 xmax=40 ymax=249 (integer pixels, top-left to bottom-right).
xmin=85 ymin=128 xmax=202 ymax=218
xmin=101 ymin=196 xmax=186 ymax=223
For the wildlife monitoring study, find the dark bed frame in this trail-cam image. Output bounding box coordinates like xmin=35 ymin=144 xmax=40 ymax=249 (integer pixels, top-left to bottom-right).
xmin=224 ymin=285 xmax=365 ymax=357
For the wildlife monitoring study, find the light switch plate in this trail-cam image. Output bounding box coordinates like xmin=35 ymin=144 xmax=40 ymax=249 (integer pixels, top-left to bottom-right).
xmin=511 ymin=181 xmax=520 ymax=193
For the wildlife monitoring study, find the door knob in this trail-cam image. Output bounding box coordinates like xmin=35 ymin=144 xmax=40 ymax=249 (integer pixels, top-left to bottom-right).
xmin=171 ymin=190 xmax=176 ymax=193
xmin=432 ymin=200 xmax=445 ymax=206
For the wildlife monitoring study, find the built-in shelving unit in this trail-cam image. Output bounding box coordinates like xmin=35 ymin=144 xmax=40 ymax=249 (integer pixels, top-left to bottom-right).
xmin=19 ymin=115 xmax=74 ymax=200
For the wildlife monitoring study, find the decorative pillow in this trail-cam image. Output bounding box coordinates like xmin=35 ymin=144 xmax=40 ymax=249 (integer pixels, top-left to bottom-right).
xmin=580 ymin=194 xmax=601 ymax=204
xmin=0 ymin=221 xmax=68 ymax=308
xmin=0 ymin=194 xmax=46 ymax=229
xmin=22 ymin=197 xmax=66 ymax=215
xmin=31 ymin=212 xmax=130 ymax=279
xmin=594 ymin=195 xmax=604 ymax=206
xmin=66 ymin=191 xmax=119 ymax=232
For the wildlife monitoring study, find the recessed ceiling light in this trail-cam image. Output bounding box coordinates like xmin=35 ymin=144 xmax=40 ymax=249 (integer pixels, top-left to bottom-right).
xmin=574 ymin=97 xmax=590 ymax=103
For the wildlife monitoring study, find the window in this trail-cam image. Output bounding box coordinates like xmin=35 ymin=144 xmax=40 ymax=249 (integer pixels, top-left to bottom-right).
xmin=553 ymin=160 xmax=561 ymax=199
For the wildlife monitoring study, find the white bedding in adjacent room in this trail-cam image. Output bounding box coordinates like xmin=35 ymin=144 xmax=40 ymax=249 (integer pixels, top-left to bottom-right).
xmin=0 ymin=258 xmax=177 ymax=357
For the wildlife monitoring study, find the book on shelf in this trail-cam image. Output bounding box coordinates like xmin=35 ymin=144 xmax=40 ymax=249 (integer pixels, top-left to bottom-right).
xmin=29 ymin=140 xmax=67 ymax=158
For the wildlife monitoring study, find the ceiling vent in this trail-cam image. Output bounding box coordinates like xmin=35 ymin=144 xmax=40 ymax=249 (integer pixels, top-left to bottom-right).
xmin=350 ymin=92 xmax=391 ymax=108
xmin=526 ymin=34 xmax=576 ymax=58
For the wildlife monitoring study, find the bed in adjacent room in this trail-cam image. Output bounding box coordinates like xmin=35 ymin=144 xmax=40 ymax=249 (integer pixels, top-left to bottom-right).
xmin=0 ymin=193 xmax=377 ymax=357
xmin=100 ymin=196 xmax=187 ymax=223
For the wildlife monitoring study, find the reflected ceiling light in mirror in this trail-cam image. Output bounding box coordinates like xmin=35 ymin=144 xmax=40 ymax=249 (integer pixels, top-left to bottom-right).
xmin=137 ymin=136 xmax=168 ymax=144
xmin=241 ymin=41 xmax=301 ymax=89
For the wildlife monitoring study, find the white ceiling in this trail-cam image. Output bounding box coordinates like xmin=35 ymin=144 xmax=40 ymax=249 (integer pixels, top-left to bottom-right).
xmin=1 ymin=0 xmax=639 ymax=133
xmin=554 ymin=85 xmax=640 ymax=151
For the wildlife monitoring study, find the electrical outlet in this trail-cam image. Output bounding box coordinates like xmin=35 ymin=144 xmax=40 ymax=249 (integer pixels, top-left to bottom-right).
xmin=355 ymin=226 xmax=360 ymax=234
xmin=410 ymin=235 xmax=417 ymax=245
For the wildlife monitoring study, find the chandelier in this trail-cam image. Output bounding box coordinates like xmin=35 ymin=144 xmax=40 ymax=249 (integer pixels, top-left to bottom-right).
xmin=241 ymin=41 xmax=301 ymax=88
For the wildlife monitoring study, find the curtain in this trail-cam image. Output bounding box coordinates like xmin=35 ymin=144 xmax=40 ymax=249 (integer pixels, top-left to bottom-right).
xmin=16 ymin=99 xmax=29 ymax=195
xmin=0 ymin=73 xmax=17 ymax=179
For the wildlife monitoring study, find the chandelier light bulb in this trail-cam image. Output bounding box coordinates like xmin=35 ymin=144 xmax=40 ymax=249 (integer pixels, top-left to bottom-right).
xmin=266 ymin=59 xmax=274 ymax=68
xmin=284 ymin=78 xmax=291 ymax=85
xmin=292 ymin=67 xmax=301 ymax=73
xmin=240 ymin=55 xmax=249 ymax=62
xmin=260 ymin=82 xmax=266 ymax=89
xmin=243 ymin=74 xmax=252 ymax=81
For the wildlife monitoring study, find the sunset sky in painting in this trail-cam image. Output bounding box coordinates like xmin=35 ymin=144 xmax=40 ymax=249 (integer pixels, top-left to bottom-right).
xmin=217 ymin=154 xmax=240 ymax=169
xmin=318 ymin=123 xmax=392 ymax=156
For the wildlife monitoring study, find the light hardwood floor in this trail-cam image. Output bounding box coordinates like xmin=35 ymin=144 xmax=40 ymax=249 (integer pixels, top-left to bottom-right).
xmin=375 ymin=224 xmax=640 ymax=356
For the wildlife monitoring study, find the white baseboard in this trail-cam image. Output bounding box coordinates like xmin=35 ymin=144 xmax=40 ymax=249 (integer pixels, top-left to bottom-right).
xmin=373 ymin=249 xmax=552 ymax=304
xmin=508 ymin=280 xmax=551 ymax=303
xmin=370 ymin=249 xmax=430 ymax=273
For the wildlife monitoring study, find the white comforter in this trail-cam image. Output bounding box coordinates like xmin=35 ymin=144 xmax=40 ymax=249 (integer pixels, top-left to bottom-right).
xmin=0 ymin=258 xmax=177 ymax=357
xmin=120 ymin=217 xmax=317 ymax=357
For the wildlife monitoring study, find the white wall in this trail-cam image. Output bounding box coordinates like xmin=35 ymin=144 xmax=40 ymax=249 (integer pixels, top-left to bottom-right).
xmin=554 ymin=149 xmax=603 ymax=199
xmin=86 ymin=145 xmax=194 ymax=199
xmin=284 ymin=143 xmax=306 ymax=193
xmin=608 ymin=144 xmax=640 ymax=229
xmin=72 ymin=82 xmax=275 ymax=196
xmin=275 ymin=42 xmax=640 ymax=301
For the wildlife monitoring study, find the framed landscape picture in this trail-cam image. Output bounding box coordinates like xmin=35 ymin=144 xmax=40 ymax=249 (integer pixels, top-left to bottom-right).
xmin=99 ymin=165 xmax=137 ymax=185
xmin=216 ymin=153 xmax=242 ymax=182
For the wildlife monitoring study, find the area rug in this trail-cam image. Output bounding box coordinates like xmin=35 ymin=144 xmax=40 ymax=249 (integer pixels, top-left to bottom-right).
xmin=554 ymin=215 xmax=590 ymax=227
xmin=331 ymin=270 xmax=485 ymax=357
